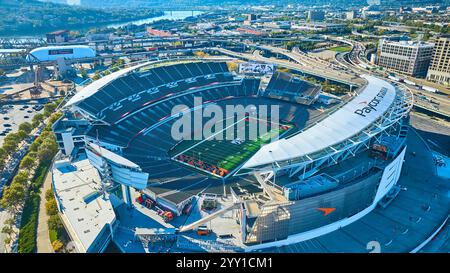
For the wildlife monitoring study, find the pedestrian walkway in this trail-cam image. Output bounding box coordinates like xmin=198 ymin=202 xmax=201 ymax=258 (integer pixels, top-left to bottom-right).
xmin=36 ymin=171 xmax=54 ymax=253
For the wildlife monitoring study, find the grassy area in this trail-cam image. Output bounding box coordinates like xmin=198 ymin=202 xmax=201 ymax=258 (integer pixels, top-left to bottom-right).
xmin=169 ymin=117 xmax=294 ymax=175
xmin=329 ymin=46 xmax=352 ymax=53
xmin=17 ymin=162 xmax=51 ymax=253
xmin=17 ymin=193 xmax=40 ymax=253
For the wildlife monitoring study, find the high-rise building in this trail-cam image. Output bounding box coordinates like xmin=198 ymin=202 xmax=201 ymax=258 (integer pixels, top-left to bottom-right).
xmin=427 ymin=36 xmax=450 ymax=85
xmin=377 ymin=39 xmax=434 ymax=77
xmin=346 ymin=11 xmax=356 ymax=20
xmin=307 ymin=10 xmax=325 ymax=22
xmin=247 ymin=14 xmax=257 ymax=21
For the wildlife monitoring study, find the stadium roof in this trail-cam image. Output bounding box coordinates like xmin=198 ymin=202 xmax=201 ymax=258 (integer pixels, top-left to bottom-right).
xmin=28 ymin=45 xmax=96 ymax=62
xmin=65 ymin=58 xmax=234 ymax=108
xmin=66 ymin=61 xmax=151 ymax=107
xmin=88 ymin=142 xmax=140 ymax=169
xmin=242 ymin=75 xmax=397 ymax=169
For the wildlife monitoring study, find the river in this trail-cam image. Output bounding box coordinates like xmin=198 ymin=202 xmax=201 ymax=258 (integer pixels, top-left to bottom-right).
xmin=107 ymin=10 xmax=205 ymax=29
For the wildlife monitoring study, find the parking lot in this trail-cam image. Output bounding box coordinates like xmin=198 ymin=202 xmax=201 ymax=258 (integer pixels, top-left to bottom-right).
xmin=0 ymin=104 xmax=44 ymax=146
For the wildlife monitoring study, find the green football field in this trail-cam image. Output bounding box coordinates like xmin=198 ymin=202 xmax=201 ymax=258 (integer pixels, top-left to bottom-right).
xmin=169 ymin=117 xmax=294 ymax=177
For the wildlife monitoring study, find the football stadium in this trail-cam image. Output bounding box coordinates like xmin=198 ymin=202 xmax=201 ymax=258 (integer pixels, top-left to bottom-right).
xmin=51 ymin=57 xmax=417 ymax=253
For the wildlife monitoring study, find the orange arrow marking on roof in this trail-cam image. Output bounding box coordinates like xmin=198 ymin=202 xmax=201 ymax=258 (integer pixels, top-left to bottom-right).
xmin=317 ymin=208 xmax=336 ymax=216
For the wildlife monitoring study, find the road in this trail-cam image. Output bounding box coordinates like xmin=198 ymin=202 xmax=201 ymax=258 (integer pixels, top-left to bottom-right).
xmin=249 ymin=43 xmax=364 ymax=86
xmin=214 ymin=47 xmax=363 ymax=87
xmin=332 ymin=39 xmax=450 ymax=118
xmin=0 ymin=122 xmax=45 ymax=199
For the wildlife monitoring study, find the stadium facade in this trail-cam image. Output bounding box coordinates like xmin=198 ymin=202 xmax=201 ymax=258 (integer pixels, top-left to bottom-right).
xmin=51 ymin=58 xmax=413 ymax=252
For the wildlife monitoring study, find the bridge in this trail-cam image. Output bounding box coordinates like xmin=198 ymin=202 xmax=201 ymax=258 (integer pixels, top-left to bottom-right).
xmin=212 ymin=46 xmax=362 ymax=87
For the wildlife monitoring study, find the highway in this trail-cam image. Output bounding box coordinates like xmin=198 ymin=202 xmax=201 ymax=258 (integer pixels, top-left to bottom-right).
xmin=255 ymin=44 xmax=365 ymax=85
xmin=213 ymin=46 xmax=364 ymax=87
xmin=332 ymin=38 xmax=450 ymax=119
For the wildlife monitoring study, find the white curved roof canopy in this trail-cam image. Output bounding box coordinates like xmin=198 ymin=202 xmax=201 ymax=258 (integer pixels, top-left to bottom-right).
xmin=28 ymin=45 xmax=95 ymax=62
xmin=242 ymin=75 xmax=397 ymax=169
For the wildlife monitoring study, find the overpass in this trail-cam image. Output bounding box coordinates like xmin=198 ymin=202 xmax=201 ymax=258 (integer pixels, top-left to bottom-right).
xmin=213 ymin=47 xmax=363 ymax=87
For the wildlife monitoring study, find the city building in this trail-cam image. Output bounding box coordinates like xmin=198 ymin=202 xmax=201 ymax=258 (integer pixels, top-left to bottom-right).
xmin=27 ymin=45 xmax=96 ymax=62
xmin=263 ymin=21 xmax=291 ymax=30
xmin=346 ymin=11 xmax=356 ymax=20
xmin=377 ymin=39 xmax=434 ymax=77
xmin=244 ymin=13 xmax=258 ymax=25
xmin=291 ymin=22 xmax=346 ymax=32
xmin=46 ymin=30 xmax=70 ymax=44
xmin=247 ymin=14 xmax=257 ymax=21
xmin=427 ymin=36 xmax=450 ymax=85
xmin=361 ymin=5 xmax=383 ymax=19
xmin=146 ymin=27 xmax=172 ymax=37
xmin=236 ymin=27 xmax=264 ymax=36
xmin=307 ymin=10 xmax=325 ymax=22
xmin=52 ymin=159 xmax=117 ymax=253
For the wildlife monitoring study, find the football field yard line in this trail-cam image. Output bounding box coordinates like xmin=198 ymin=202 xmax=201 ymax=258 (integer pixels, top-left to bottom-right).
xmin=171 ymin=116 xmax=246 ymax=159
xmin=169 ymin=116 xmax=294 ymax=176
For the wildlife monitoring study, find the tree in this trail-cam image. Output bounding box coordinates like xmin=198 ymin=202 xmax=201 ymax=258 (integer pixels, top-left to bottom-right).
xmin=0 ymin=183 xmax=25 ymax=214
xmin=2 ymin=140 xmax=18 ymax=155
xmin=46 ymin=198 xmax=58 ymax=216
xmin=32 ymin=113 xmax=44 ymax=128
xmin=227 ymin=62 xmax=238 ymax=72
xmin=52 ymin=239 xmax=63 ymax=252
xmin=45 ymin=189 xmax=54 ymax=202
xmin=4 ymin=132 xmax=20 ymax=144
xmin=20 ymin=155 xmax=36 ymax=170
xmin=92 ymin=71 xmax=101 ymax=81
xmin=13 ymin=170 xmax=29 ymax=186
xmin=17 ymin=130 xmax=27 ymax=140
xmin=1 ymin=217 xmax=17 ymax=249
xmin=44 ymin=103 xmax=57 ymax=117
xmin=37 ymin=138 xmax=58 ymax=163
xmin=1 ymin=218 xmax=17 ymax=238
xmin=29 ymin=140 xmax=42 ymax=153
xmin=18 ymin=122 xmax=33 ymax=134
xmin=48 ymin=215 xmax=64 ymax=231
xmin=0 ymin=147 xmax=5 ymax=160
xmin=0 ymin=147 xmax=6 ymax=170
xmin=48 ymin=112 xmax=62 ymax=124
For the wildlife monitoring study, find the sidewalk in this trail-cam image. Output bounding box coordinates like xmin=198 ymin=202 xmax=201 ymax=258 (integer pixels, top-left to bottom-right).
xmin=36 ymin=171 xmax=54 ymax=253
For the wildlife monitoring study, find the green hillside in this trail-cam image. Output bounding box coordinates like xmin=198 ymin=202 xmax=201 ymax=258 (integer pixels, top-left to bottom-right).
xmin=0 ymin=0 xmax=162 ymax=36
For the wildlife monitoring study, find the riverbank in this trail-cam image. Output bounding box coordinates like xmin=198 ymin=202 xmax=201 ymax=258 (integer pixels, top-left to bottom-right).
xmin=0 ymin=1 xmax=164 ymax=37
